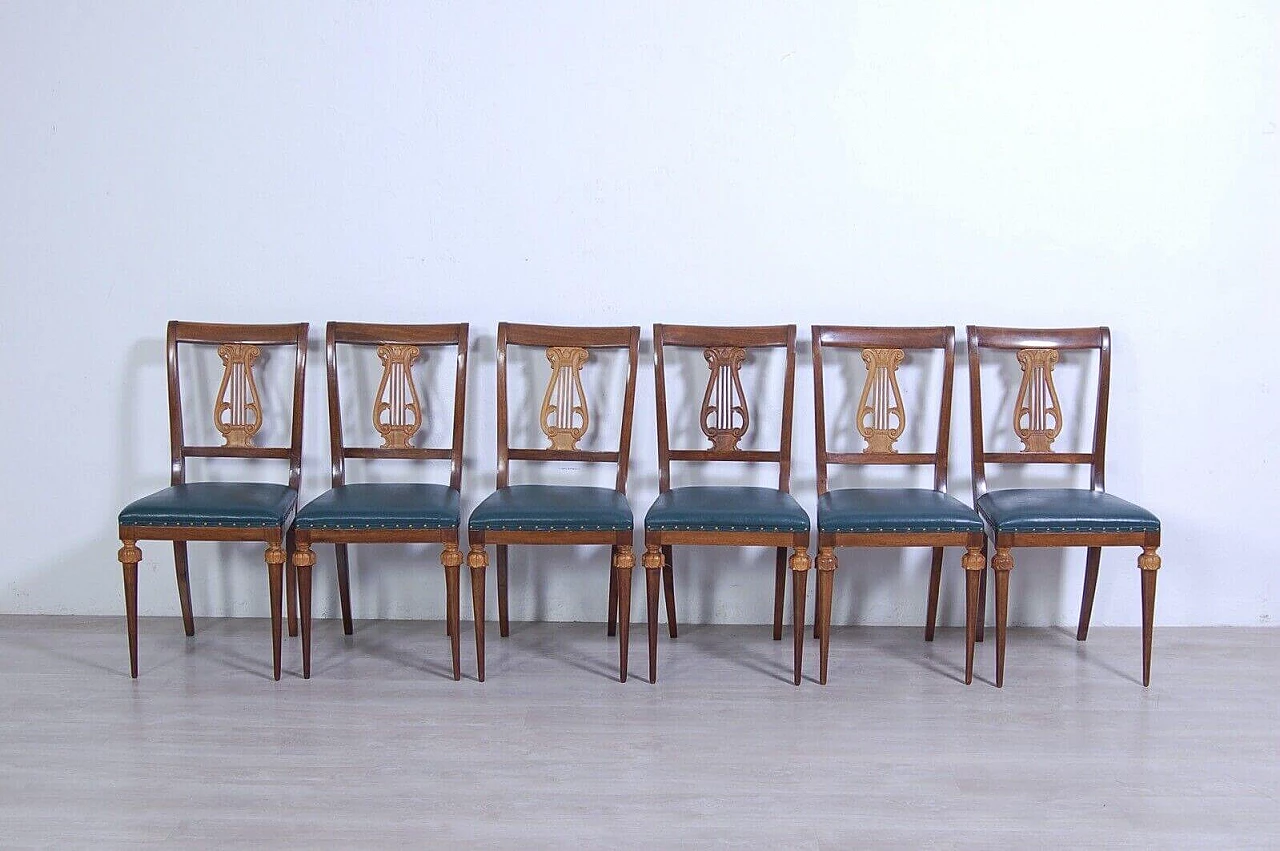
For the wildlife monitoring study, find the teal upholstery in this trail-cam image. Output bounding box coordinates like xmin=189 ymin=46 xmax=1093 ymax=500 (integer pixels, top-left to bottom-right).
xmin=118 ymin=483 xmax=297 ymax=528
xmin=645 ymin=486 xmax=809 ymax=533
xmin=468 ymin=485 xmax=633 ymax=532
xmin=295 ymin=484 xmax=459 ymax=531
xmin=977 ymin=488 xmax=1159 ymax=535
xmin=818 ymin=488 xmax=982 ymax=534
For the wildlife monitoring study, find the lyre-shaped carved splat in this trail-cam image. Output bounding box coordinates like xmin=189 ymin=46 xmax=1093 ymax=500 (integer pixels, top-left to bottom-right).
xmin=373 ymin=345 xmax=423 ymax=449
xmin=540 ymin=347 xmax=590 ymax=450
xmin=1014 ymin=348 xmax=1063 ymax=452
xmin=700 ymin=346 xmax=749 ymax=451
xmin=856 ymin=348 xmax=906 ymax=453
xmin=214 ymin=344 xmax=263 ymax=447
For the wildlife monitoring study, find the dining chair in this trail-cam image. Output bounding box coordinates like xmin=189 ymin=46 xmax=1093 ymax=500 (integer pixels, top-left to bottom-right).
xmin=117 ymin=321 xmax=308 ymax=680
xmin=811 ymin=326 xmax=986 ymax=684
xmin=643 ymin=324 xmax=810 ymax=685
xmin=967 ymin=326 xmax=1162 ymax=686
xmin=467 ymin=323 xmax=641 ymax=682
xmin=291 ymin=322 xmax=469 ymax=680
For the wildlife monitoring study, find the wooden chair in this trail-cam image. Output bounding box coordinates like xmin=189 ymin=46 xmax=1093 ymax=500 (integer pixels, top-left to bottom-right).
xmin=811 ymin=326 xmax=987 ymax=685
xmin=117 ymin=321 xmax=308 ymax=680
xmin=467 ymin=323 xmax=641 ymax=682
xmin=291 ymin=323 xmax=469 ymax=680
xmin=642 ymin=324 xmax=810 ymax=685
xmin=967 ymin=326 xmax=1162 ymax=687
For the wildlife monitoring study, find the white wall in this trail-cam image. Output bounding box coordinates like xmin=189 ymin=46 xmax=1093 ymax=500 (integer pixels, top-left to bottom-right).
xmin=1 ymin=1 xmax=1276 ymax=627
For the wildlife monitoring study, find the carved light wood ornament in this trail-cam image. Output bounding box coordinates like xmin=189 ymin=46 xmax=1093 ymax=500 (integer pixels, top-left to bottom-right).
xmin=701 ymin=346 xmax=749 ymax=451
xmin=540 ymin=346 xmax=590 ymax=450
xmin=1014 ymin=348 xmax=1063 ymax=452
xmin=373 ymin=344 xmax=423 ymax=449
xmin=214 ymin=343 xmax=263 ymax=447
xmin=856 ymin=348 xmax=906 ymax=453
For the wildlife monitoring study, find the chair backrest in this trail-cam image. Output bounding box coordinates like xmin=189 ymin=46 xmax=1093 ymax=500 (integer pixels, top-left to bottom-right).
xmin=812 ymin=325 xmax=957 ymax=496
xmin=967 ymin=325 xmax=1111 ymax=500
xmin=652 ymin=324 xmax=798 ymax=493
xmin=496 ymin=322 xmax=641 ymax=493
xmin=325 ymin=322 xmax=469 ymax=490
xmin=167 ymin=321 xmax=309 ymax=490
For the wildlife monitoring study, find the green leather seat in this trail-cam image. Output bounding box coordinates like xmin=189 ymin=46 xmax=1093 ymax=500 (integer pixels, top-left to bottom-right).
xmin=645 ymin=486 xmax=810 ymax=533
xmin=818 ymin=488 xmax=982 ymax=534
xmin=977 ymin=488 xmax=1160 ymax=534
xmin=295 ymin=483 xmax=459 ymax=531
xmin=118 ymin=482 xmax=297 ymax=528
xmin=468 ymin=485 xmax=633 ymax=532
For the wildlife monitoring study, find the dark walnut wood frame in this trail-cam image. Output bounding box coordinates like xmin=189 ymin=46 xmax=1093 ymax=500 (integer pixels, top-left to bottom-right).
xmin=812 ymin=326 xmax=988 ymax=685
xmin=117 ymin=321 xmax=308 ymax=681
xmin=646 ymin=324 xmax=809 ymax=685
xmin=968 ymin=325 xmax=1162 ymax=687
xmin=291 ymin=322 xmax=469 ymax=680
xmin=467 ymin=323 xmax=641 ymax=682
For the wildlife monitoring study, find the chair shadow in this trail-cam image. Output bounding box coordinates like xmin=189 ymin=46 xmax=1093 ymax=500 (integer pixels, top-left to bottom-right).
xmin=507 ymin=623 xmax=620 ymax=681
xmin=677 ymin=625 xmax=795 ymax=685
xmin=322 ymin=619 xmax=467 ymax=681
xmin=1050 ymin=625 xmax=1144 ymax=686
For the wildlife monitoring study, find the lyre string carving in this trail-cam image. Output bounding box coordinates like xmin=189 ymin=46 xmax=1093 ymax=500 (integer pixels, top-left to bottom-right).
xmin=856 ymin=348 xmax=906 ymax=453
xmin=214 ymin=343 xmax=263 ymax=447
xmin=373 ymin=345 xmax=423 ymax=450
xmin=540 ymin=347 xmax=590 ymax=450
xmin=700 ymin=346 xmax=749 ymax=451
xmin=1014 ymin=348 xmax=1062 ymax=452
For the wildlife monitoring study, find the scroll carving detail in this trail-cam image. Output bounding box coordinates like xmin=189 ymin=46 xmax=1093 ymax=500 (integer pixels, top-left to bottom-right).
xmin=214 ymin=344 xmax=262 ymax=447
xmin=700 ymin=346 xmax=749 ymax=451
xmin=1014 ymin=348 xmax=1062 ymax=452
xmin=541 ymin=347 xmax=590 ymax=450
xmin=373 ymin=344 xmax=423 ymax=450
xmin=857 ymin=348 xmax=906 ymax=453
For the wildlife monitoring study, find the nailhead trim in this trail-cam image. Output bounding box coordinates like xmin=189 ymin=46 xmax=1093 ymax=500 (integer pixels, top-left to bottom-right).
xmin=121 ymin=519 xmax=279 ymax=527
xmin=470 ymin=523 xmax=632 ymax=532
xmin=819 ymin=523 xmax=984 ymax=533
xmin=295 ymin=520 xmax=459 ymax=530
xmin=645 ymin=524 xmax=809 ymax=532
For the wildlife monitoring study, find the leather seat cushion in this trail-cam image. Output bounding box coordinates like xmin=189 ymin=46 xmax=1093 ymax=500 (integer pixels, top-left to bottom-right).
xmin=295 ymin=484 xmax=460 ymax=530
xmin=119 ymin=482 xmax=297 ymax=528
xmin=645 ymin=486 xmax=810 ymax=533
xmin=468 ymin=485 xmax=633 ymax=532
xmin=818 ymin=488 xmax=982 ymax=534
xmin=977 ymin=488 xmax=1159 ymax=534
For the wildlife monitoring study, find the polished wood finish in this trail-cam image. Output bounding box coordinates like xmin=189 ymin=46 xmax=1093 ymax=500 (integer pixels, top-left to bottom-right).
xmin=968 ymin=325 xmax=1162 ymax=687
xmin=812 ymin=326 xmax=985 ymax=684
xmin=469 ymin=323 xmax=642 ymax=682
xmin=118 ymin=321 xmax=308 ymax=680
xmin=293 ymin=322 xmax=469 ymax=680
xmin=648 ymin=324 xmax=808 ymax=684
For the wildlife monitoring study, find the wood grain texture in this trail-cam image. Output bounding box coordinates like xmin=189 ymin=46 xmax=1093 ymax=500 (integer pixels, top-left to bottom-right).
xmin=1 ymin=617 xmax=1276 ymax=848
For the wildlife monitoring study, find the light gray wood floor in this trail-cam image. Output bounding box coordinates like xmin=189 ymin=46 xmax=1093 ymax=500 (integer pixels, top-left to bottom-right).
xmin=1 ymin=616 xmax=1277 ymax=848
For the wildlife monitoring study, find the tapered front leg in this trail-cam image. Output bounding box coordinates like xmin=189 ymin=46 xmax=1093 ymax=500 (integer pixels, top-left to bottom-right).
xmin=790 ymin=547 xmax=811 ymax=686
xmin=467 ymin=544 xmax=488 ymax=682
xmin=119 ymin=540 xmax=142 ymax=678
xmin=265 ymin=543 xmax=286 ymax=681
xmin=992 ymin=547 xmax=1013 ymax=687
xmin=1138 ymin=546 xmax=1161 ymax=687
xmin=815 ymin=547 xmax=836 ymax=685
xmin=961 ymin=546 xmax=986 ymax=685
xmin=441 ymin=543 xmax=463 ymax=681
xmin=293 ymin=541 xmax=316 ymax=679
